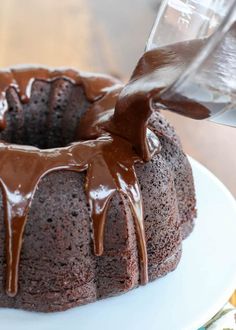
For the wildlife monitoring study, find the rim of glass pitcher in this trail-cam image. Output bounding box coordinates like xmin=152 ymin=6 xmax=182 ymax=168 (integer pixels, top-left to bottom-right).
xmin=149 ymin=0 xmax=236 ymax=98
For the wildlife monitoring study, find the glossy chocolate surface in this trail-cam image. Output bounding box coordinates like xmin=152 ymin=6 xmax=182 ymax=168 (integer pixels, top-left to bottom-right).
xmin=0 ymin=68 xmax=149 ymax=297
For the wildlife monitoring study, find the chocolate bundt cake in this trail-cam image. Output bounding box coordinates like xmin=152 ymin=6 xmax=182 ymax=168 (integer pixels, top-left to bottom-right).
xmin=0 ymin=67 xmax=196 ymax=312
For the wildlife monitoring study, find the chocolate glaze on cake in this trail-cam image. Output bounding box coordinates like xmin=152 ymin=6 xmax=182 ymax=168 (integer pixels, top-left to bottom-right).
xmin=0 ymin=68 xmax=151 ymax=298
xmin=0 ymin=40 xmax=197 ymax=310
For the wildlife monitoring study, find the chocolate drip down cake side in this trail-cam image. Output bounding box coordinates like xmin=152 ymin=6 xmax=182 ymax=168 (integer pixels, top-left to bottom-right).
xmin=0 ymin=67 xmax=196 ymax=312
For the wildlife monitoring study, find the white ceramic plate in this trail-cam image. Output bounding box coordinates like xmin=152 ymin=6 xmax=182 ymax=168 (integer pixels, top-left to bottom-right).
xmin=0 ymin=158 xmax=236 ymax=330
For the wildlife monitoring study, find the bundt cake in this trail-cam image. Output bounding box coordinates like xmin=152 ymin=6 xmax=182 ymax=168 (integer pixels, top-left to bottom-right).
xmin=0 ymin=66 xmax=196 ymax=312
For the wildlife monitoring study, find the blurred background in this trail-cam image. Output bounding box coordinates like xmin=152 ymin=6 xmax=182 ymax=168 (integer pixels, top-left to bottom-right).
xmin=0 ymin=0 xmax=235 ymax=197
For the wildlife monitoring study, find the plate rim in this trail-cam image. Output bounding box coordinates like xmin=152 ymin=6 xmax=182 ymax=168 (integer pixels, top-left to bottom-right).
xmin=187 ymin=157 xmax=236 ymax=330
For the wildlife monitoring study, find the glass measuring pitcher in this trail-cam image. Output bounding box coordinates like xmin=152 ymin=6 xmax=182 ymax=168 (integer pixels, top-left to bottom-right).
xmin=145 ymin=0 xmax=236 ymax=126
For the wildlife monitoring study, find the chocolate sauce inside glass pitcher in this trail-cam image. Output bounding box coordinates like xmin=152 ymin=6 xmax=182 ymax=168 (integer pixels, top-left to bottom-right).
xmin=112 ymin=22 xmax=236 ymax=156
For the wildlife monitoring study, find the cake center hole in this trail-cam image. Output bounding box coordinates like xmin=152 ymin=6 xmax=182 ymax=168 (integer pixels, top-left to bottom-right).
xmin=0 ymin=78 xmax=91 ymax=149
